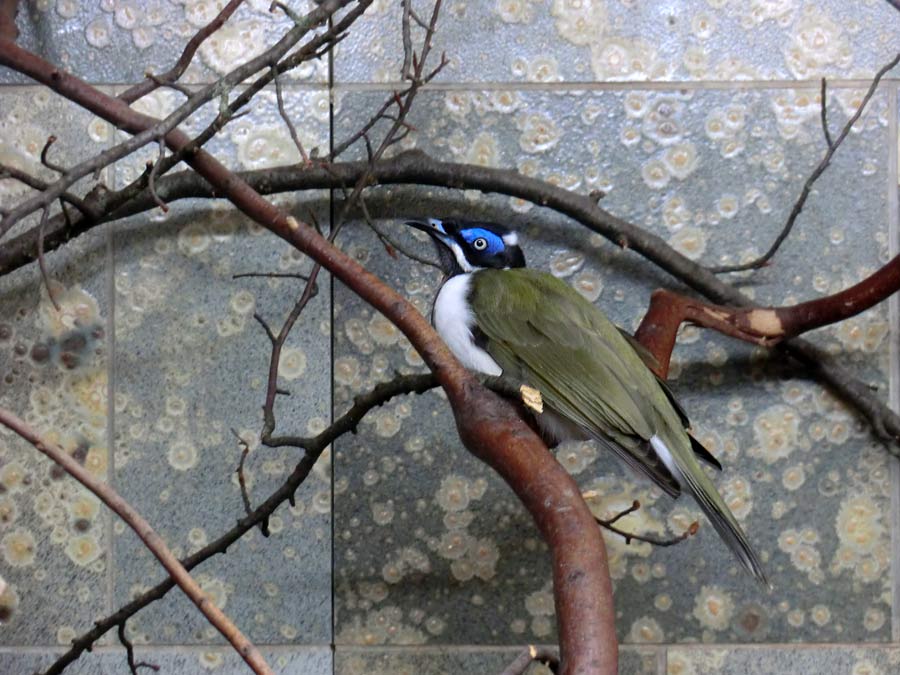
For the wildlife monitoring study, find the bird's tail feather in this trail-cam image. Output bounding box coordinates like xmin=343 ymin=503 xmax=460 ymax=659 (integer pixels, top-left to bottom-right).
xmin=650 ymin=436 xmax=770 ymax=588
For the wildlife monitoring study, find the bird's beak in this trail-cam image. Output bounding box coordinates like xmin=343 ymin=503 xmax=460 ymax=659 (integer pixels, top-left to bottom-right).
xmin=404 ymin=219 xmax=458 ymax=275
xmin=405 ymin=218 xmax=452 ymax=245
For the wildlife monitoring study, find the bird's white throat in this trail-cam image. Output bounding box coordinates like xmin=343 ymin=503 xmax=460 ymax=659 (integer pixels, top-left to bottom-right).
xmin=433 ymin=274 xmax=502 ymax=376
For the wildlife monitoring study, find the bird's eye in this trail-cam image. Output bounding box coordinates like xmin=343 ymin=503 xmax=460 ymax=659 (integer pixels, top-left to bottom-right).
xmin=472 ymin=237 xmax=488 ymax=251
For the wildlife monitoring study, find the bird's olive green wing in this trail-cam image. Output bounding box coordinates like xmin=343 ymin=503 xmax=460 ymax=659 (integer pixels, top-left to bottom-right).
xmin=468 ymin=268 xmax=767 ymax=585
xmin=469 ymin=268 xmax=685 ymax=496
xmin=617 ymin=326 xmax=722 ymax=470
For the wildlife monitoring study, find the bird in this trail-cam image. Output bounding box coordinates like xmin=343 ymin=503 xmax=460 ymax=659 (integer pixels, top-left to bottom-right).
xmin=405 ymin=217 xmax=769 ymax=586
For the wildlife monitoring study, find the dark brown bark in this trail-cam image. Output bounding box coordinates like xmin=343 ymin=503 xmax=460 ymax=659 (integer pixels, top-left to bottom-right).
xmin=635 ymin=254 xmax=900 ymax=382
xmin=0 ymin=38 xmax=617 ymax=675
xmin=0 ymin=0 xmax=17 ymax=43
xmin=4 ymin=149 xmax=893 ymax=444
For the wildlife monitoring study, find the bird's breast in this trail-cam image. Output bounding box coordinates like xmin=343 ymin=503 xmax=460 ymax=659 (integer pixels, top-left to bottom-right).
xmin=433 ymin=274 xmax=502 ymax=376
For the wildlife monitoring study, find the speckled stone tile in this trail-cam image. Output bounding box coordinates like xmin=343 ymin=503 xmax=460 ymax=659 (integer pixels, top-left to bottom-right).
xmin=666 ymin=645 xmax=900 ymax=675
xmin=333 ymin=1 xmax=900 ymax=84
xmin=0 ymin=87 xmax=111 ymax=645
xmin=1 ymin=1 xmax=329 ymax=85
xmin=109 ymin=86 xmax=332 ymax=645
xmin=0 ymin=645 xmax=331 ymax=674
xmin=332 ymin=86 xmax=893 ymax=645
xmin=335 ymin=646 xmax=658 ymax=675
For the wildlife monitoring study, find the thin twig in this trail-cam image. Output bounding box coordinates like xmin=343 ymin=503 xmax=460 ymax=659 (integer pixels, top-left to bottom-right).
xmin=0 ymin=162 xmax=93 ymax=216
xmin=400 ymin=0 xmax=413 ymax=80
xmin=585 ymin=495 xmax=699 ymax=547
xmin=0 ymin=0 xmax=356 ymax=238
xmin=272 ymin=65 xmax=310 ymax=164
xmin=118 ymin=0 xmax=247 ymax=104
xmin=252 ymin=313 xmax=278 ymax=345
xmin=147 ymin=140 xmax=168 ymax=213
xmin=233 ymin=271 xmax=312 ymax=281
xmin=145 ymin=73 xmax=194 ymax=98
xmin=819 ymin=77 xmax=833 ymax=149
xmin=40 ymin=135 xmax=66 ymax=174
xmin=0 ymin=408 xmax=274 ymax=675
xmin=232 ymin=429 xmax=269 ymax=537
xmin=36 ymin=206 xmax=60 ymax=311
xmin=361 ymin=200 xmax=441 ymax=268
xmin=117 ymin=621 xmax=159 ymax=674
xmin=260 ymin=264 xmax=322 ymax=444
xmin=711 ymin=51 xmax=900 ymax=273
xmin=40 ymin=373 xmax=438 ymax=675
xmin=0 ymin=0 xmax=18 ymax=42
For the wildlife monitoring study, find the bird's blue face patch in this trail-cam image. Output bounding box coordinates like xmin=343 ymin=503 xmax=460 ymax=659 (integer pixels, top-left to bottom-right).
xmin=459 ymin=228 xmax=505 ymax=256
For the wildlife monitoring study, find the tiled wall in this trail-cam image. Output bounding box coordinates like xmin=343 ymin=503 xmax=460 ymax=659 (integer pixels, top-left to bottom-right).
xmin=1 ymin=2 xmax=899 ymax=674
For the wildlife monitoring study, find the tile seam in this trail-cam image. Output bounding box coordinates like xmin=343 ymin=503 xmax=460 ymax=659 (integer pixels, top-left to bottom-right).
xmin=329 ymin=77 xmax=900 ymax=93
xmin=105 ymin=143 xmax=117 ymax=626
xmin=889 ymin=83 xmax=900 ymax=645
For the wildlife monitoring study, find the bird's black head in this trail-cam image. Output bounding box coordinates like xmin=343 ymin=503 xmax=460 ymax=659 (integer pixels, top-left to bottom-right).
xmin=405 ymin=219 xmax=526 ymax=276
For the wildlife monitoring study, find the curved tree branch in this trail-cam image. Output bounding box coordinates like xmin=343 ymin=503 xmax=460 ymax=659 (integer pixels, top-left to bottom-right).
xmin=635 ymin=251 xmax=900 ymax=378
xmin=4 ymin=149 xmax=895 ymax=443
xmin=0 ymin=409 xmax=274 ymax=675
xmin=0 ymin=39 xmax=616 ymax=675
xmin=39 ymin=372 xmax=436 ymax=675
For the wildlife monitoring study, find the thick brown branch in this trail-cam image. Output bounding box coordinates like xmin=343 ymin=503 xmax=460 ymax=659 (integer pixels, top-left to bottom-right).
xmin=5 ymin=148 xmax=899 ymax=443
xmin=635 ymin=257 xmax=900 ymax=385
xmin=0 ymin=409 xmax=273 ymax=675
xmin=8 ymin=43 xmax=615 ymax=675
xmin=0 ymin=0 xmax=17 ymax=42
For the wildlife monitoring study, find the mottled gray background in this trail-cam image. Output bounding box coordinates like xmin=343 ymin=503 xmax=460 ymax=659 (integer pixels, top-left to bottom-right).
xmin=1 ymin=1 xmax=899 ymax=674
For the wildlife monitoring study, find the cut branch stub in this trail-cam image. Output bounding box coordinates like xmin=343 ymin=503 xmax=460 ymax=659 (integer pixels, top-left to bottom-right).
xmin=635 ymin=253 xmax=900 ymax=382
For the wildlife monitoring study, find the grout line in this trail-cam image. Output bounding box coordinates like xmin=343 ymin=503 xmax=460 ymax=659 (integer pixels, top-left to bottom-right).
xmin=2 ymin=78 xmax=900 ymax=93
xmin=331 ymin=641 xmax=900 ymax=653
xmin=330 ymin=77 xmax=900 ymax=93
xmin=328 ymin=15 xmax=338 ymax=673
xmin=104 ymin=154 xmax=117 ymax=622
xmin=658 ymin=645 xmax=667 ymax=675
xmin=0 ymin=644 xmax=335 ymax=654
xmin=889 ymin=83 xmax=900 ymax=644
xmin=8 ymin=641 xmax=900 ymax=655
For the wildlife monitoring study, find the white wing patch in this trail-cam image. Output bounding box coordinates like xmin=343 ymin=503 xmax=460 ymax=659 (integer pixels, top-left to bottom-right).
xmin=650 ymin=434 xmax=681 ymax=482
xmin=434 ymin=275 xmax=502 ymax=376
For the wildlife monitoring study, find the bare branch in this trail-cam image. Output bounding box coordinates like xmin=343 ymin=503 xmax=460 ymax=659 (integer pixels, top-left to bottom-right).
xmin=40 ymin=135 xmax=66 ymax=174
xmin=40 ymin=373 xmax=438 ymax=675
xmin=0 ymin=163 xmax=94 ymax=216
xmin=119 ymin=0 xmax=246 ymax=104
xmin=233 ymin=271 xmax=312 ymax=281
xmin=819 ymin=77 xmax=834 ymax=149
xmin=500 ymin=646 xmax=560 ymax=675
xmin=117 ymin=621 xmax=159 ymax=675
xmin=0 ymin=0 xmax=358 ymax=238
xmin=147 ymin=140 xmax=169 ymax=213
xmin=0 ymin=409 xmax=274 ymax=675
xmin=36 ymin=206 xmax=60 ymax=311
xmin=401 ymin=0 xmax=413 ymax=80
xmin=7 ymin=147 xmax=900 ymax=445
xmin=0 ymin=0 xmax=18 ymax=42
xmin=272 ymin=65 xmax=310 ymax=164
xmin=711 ymin=52 xmax=900 ymax=273
xmin=232 ymin=429 xmax=269 ymax=537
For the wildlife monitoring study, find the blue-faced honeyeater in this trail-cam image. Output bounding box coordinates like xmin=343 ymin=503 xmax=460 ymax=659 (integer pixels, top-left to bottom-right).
xmin=406 ymin=218 xmax=768 ymax=586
